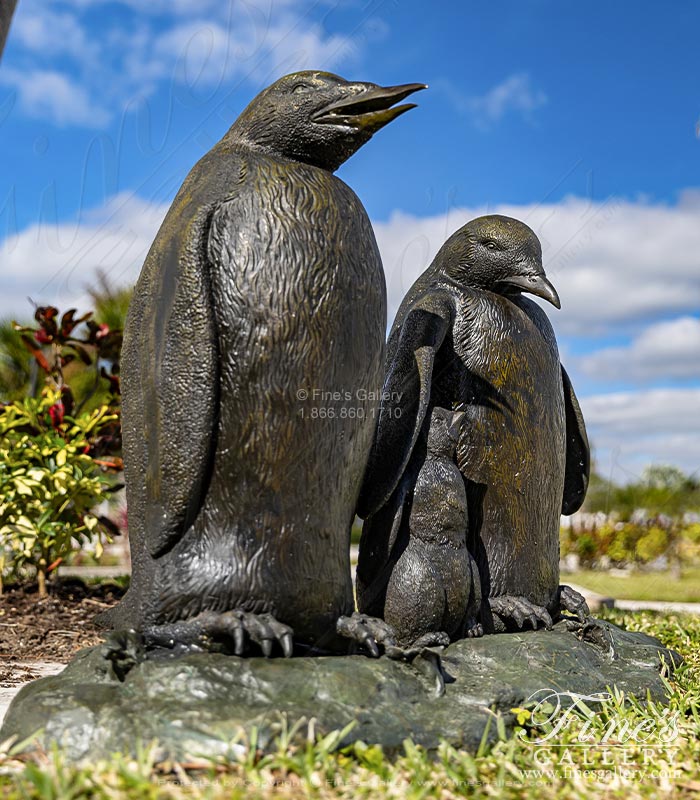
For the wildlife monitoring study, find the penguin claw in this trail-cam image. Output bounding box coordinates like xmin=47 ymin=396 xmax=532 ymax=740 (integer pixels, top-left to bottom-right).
xmin=233 ymin=622 xmax=245 ymax=656
xmin=239 ymin=611 xmax=295 ymax=658
xmin=558 ymin=585 xmax=590 ymax=621
xmin=513 ymin=608 xmax=527 ymax=629
xmin=365 ymin=636 xmax=381 ymax=658
xmin=489 ymin=596 xmax=554 ymax=632
xmin=142 ymin=609 xmax=295 ymax=658
xmin=464 ymin=620 xmax=484 ymax=639
xmin=336 ymin=612 xmax=398 ymax=658
xmin=280 ymin=632 xmax=294 ymax=659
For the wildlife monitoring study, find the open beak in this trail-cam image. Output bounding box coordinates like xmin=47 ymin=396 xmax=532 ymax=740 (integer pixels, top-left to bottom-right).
xmin=499 ymin=273 xmax=561 ymax=309
xmin=313 ymin=82 xmax=427 ymax=132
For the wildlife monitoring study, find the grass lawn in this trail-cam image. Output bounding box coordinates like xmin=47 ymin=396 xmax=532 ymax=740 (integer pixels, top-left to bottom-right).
xmin=1 ymin=608 xmax=699 ymax=798
xmin=564 ymin=568 xmax=700 ymax=603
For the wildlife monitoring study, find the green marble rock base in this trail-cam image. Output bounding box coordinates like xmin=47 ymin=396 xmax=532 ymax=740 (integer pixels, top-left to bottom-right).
xmin=0 ymin=620 xmax=680 ymax=764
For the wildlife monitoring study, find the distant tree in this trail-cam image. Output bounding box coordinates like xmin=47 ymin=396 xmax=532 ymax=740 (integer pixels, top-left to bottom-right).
xmin=641 ymin=464 xmax=696 ymax=494
xmin=581 ymin=464 xmax=700 ymax=578
xmin=581 ymin=468 xmax=615 ymax=514
xmin=85 ymin=269 xmax=133 ymax=333
xmin=584 ymin=464 xmax=699 ymax=519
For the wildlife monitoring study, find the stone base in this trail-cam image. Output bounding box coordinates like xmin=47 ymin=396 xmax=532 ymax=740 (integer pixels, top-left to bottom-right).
xmin=0 ymin=619 xmax=681 ymax=764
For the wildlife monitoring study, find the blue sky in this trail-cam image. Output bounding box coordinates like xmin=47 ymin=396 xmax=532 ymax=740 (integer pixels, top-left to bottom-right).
xmin=1 ymin=0 xmax=698 ymax=484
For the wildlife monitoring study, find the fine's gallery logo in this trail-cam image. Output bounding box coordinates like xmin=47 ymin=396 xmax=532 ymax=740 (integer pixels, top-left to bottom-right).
xmin=517 ymin=689 xmax=680 ymax=746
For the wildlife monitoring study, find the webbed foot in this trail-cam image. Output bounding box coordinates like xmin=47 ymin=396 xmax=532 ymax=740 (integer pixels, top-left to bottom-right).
xmin=411 ymin=631 xmax=450 ymax=649
xmin=101 ymin=628 xmax=147 ymax=679
xmin=336 ymin=612 xmax=399 ymax=658
xmin=464 ymin=617 xmax=484 ymax=638
xmin=143 ymin=610 xmax=294 ymax=658
xmin=337 ymin=615 xmax=446 ymax=695
xmin=489 ymin=595 xmax=553 ymax=632
xmin=558 ymin=584 xmax=590 ymax=621
xmin=565 ymin=617 xmax=616 ymax=659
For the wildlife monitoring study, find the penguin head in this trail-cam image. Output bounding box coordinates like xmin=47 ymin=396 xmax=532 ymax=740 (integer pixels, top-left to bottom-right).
xmin=435 ymin=215 xmax=561 ymax=308
xmin=228 ymin=71 xmax=426 ymax=172
xmin=426 ymin=407 xmax=464 ymax=457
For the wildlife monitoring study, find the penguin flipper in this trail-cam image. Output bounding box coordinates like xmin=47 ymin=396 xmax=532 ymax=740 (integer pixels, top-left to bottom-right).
xmin=139 ymin=229 xmax=220 ymax=559
xmin=356 ymin=473 xmax=411 ymax=617
xmin=356 ymin=292 xmax=452 ymax=519
xmin=561 ymin=364 xmax=590 ymax=515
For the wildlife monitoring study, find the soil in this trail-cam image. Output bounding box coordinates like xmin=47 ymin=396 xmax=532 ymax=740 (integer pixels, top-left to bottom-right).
xmin=0 ymin=579 xmax=125 ymax=684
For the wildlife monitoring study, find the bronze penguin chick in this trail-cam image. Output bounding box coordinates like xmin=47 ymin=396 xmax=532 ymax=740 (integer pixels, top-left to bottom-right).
xmin=357 ymin=215 xmax=590 ymax=634
xmin=99 ymin=71 xmax=426 ymax=657
xmin=383 ymin=407 xmax=482 ymax=647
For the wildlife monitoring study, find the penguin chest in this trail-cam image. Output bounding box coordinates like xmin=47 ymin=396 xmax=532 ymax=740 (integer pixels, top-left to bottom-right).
xmin=447 ymin=291 xmax=566 ymax=478
xmin=211 ymin=161 xmax=385 ymax=391
xmin=182 ymin=156 xmax=386 ymax=626
xmin=444 ymin=291 xmax=566 ymax=601
xmin=208 ymin=157 xmax=386 ymax=485
xmin=410 ymin=458 xmax=468 ymax=543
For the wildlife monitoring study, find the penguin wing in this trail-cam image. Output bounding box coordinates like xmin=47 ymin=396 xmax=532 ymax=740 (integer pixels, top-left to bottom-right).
xmin=356 ymin=472 xmax=412 ymax=616
xmin=139 ymin=217 xmax=220 ymax=559
xmin=561 ymin=364 xmax=590 ymax=514
xmin=356 ymin=290 xmax=453 ymax=519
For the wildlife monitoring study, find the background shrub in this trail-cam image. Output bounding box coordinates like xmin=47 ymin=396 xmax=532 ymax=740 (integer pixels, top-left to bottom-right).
xmin=0 ymin=389 xmax=120 ymax=596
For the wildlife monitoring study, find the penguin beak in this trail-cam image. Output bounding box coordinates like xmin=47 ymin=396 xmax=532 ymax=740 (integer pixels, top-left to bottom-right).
xmin=498 ymin=273 xmax=561 ymax=309
xmin=313 ymin=82 xmax=427 ymax=132
xmin=449 ymin=411 xmax=466 ymax=439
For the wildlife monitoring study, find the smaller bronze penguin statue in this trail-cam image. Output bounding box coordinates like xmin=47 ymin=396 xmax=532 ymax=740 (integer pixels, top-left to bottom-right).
xmin=357 ymin=215 xmax=590 ymax=634
xmin=383 ymin=407 xmax=483 ymax=647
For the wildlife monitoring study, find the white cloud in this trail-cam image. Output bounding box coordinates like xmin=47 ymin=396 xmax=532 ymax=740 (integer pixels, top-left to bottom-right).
xmin=580 ymin=389 xmax=700 ymax=482
xmin=373 ymin=195 xmax=700 ymax=337
xmin=6 ymin=0 xmax=366 ymax=127
xmin=11 ymin=5 xmax=95 ymax=60
xmin=0 ymin=193 xmax=167 ymax=321
xmin=439 ymin=73 xmax=548 ymax=128
xmin=128 ymin=15 xmax=355 ymax=94
xmin=470 ymin=73 xmax=547 ymax=125
xmin=579 ymin=317 xmax=700 ymax=383
xmin=0 ymin=67 xmax=110 ymax=127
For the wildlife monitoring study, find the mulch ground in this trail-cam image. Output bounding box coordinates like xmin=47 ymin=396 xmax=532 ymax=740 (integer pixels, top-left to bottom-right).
xmin=0 ymin=580 xmax=125 ymax=684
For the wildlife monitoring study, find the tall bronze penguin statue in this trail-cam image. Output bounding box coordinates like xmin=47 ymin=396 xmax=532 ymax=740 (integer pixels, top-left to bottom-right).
xmin=100 ymin=71 xmax=426 ymax=657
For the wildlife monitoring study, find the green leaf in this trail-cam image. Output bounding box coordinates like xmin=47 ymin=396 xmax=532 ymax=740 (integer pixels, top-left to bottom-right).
xmin=13 ymin=477 xmax=35 ymax=496
xmin=26 ymin=468 xmax=47 ymax=482
xmin=83 ymin=514 xmax=98 ymax=531
xmin=510 ymin=707 xmax=532 ymax=726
